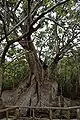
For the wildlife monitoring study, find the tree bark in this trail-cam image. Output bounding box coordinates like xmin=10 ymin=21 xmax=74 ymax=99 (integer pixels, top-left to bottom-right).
xmin=19 ymin=37 xmax=44 ymax=104
xmin=0 ymin=68 xmax=2 ymax=98
xmin=0 ymin=66 xmax=3 ymax=108
xmin=20 ymin=41 xmax=59 ymax=107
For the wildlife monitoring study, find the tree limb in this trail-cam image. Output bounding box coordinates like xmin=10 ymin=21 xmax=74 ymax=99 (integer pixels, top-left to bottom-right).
xmin=13 ymin=0 xmax=22 ymax=12
xmin=31 ymin=0 xmax=43 ymax=19
xmin=1 ymin=44 xmax=10 ymax=64
xmin=45 ymin=17 xmax=67 ymax=29
xmin=0 ymin=15 xmax=28 ymax=43
xmin=31 ymin=0 xmax=70 ymax=27
xmin=0 ymin=0 xmax=69 ymax=43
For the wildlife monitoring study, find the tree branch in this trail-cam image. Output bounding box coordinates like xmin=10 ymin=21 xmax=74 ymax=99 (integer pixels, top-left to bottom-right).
xmin=0 ymin=14 xmax=9 ymax=43
xmin=45 ymin=17 xmax=67 ymax=29
xmin=1 ymin=44 xmax=10 ymax=64
xmin=0 ymin=0 xmax=70 ymax=64
xmin=0 ymin=15 xmax=28 ymax=43
xmin=0 ymin=0 xmax=69 ymax=43
xmin=60 ymin=31 xmax=80 ymax=57
xmin=31 ymin=0 xmax=43 ymax=19
xmin=31 ymin=0 xmax=70 ymax=27
xmin=13 ymin=0 xmax=22 ymax=12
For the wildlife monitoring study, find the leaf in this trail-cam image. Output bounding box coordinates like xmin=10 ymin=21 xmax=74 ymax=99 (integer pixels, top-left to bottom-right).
xmin=58 ymin=28 xmax=62 ymax=33
xmin=8 ymin=34 xmax=17 ymax=39
xmin=8 ymin=0 xmax=17 ymax=4
xmin=23 ymin=0 xmax=28 ymax=9
xmin=43 ymin=0 xmax=54 ymax=6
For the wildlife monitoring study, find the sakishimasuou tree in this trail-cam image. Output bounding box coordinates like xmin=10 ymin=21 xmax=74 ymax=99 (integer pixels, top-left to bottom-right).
xmin=0 ymin=0 xmax=80 ymax=105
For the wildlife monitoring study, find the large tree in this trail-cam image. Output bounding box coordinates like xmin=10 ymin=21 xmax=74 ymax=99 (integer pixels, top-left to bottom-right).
xmin=0 ymin=0 xmax=80 ymax=106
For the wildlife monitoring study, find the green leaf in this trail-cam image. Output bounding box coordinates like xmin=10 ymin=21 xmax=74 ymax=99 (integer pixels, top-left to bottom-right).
xmin=23 ymin=0 xmax=28 ymax=9
xmin=58 ymin=28 xmax=62 ymax=33
xmin=8 ymin=0 xmax=17 ymax=4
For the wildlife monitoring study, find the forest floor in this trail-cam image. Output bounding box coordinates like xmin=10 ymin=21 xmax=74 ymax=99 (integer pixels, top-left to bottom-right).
xmin=1 ymin=80 xmax=58 ymax=106
xmin=1 ymin=80 xmax=80 ymax=119
xmin=1 ymin=83 xmax=80 ymax=107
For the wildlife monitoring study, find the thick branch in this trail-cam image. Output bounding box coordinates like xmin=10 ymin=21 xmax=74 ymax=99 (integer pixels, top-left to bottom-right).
xmin=0 ymin=15 xmax=28 ymax=43
xmin=45 ymin=17 xmax=67 ymax=29
xmin=0 ymin=23 xmax=41 ymax=63
xmin=0 ymin=0 xmax=69 ymax=43
xmin=28 ymin=0 xmax=31 ymax=25
xmin=31 ymin=0 xmax=43 ymax=19
xmin=0 ymin=14 xmax=8 ymax=43
xmin=50 ymin=30 xmax=80 ymax=70
xmin=31 ymin=0 xmax=69 ymax=27
xmin=13 ymin=0 xmax=22 ymax=12
xmin=1 ymin=44 xmax=10 ymax=64
xmin=60 ymin=31 xmax=80 ymax=54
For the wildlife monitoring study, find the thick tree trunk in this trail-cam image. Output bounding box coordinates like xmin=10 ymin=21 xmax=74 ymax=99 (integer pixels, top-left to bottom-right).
xmin=17 ymin=38 xmax=58 ymax=106
xmin=0 ymin=37 xmax=59 ymax=107
xmin=19 ymin=38 xmax=44 ymax=105
xmin=1 ymin=39 xmax=58 ymax=107
xmin=49 ymin=59 xmax=58 ymax=82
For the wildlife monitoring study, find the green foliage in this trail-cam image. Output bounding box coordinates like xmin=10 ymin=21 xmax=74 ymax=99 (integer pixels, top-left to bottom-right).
xmin=8 ymin=34 xmax=17 ymax=40
xmin=43 ymin=0 xmax=54 ymax=7
xmin=3 ymin=58 xmax=29 ymax=90
xmin=8 ymin=0 xmax=17 ymax=5
xmin=58 ymin=28 xmax=62 ymax=34
xmin=56 ymin=55 xmax=80 ymax=98
xmin=22 ymin=0 xmax=28 ymax=9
